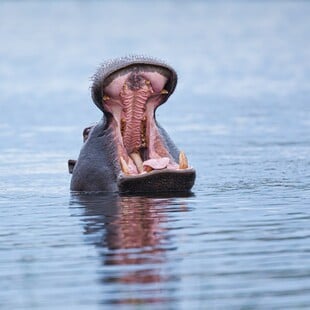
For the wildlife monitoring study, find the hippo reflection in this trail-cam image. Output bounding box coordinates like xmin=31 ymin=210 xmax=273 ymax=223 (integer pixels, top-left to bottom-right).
xmin=69 ymin=55 xmax=195 ymax=193
xmin=71 ymin=193 xmax=189 ymax=304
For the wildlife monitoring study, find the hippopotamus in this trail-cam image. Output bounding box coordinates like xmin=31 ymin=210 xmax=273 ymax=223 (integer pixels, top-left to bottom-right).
xmin=69 ymin=55 xmax=195 ymax=193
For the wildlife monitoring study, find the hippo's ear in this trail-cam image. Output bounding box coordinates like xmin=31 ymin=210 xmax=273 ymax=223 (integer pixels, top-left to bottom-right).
xmin=68 ymin=159 xmax=77 ymax=174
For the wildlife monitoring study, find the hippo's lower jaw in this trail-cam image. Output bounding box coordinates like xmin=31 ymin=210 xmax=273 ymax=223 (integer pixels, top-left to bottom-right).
xmin=118 ymin=169 xmax=196 ymax=193
xmin=112 ymin=122 xmax=196 ymax=193
xmin=114 ymin=120 xmax=196 ymax=193
xmin=114 ymin=110 xmax=196 ymax=193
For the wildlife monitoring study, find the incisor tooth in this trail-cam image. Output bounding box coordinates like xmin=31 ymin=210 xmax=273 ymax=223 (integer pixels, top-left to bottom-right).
xmin=160 ymin=89 xmax=169 ymax=94
xmin=120 ymin=156 xmax=129 ymax=174
xmin=179 ymin=151 xmax=189 ymax=169
xmin=144 ymin=166 xmax=153 ymax=173
xmin=103 ymin=95 xmax=110 ymax=101
xmin=130 ymin=152 xmax=144 ymax=173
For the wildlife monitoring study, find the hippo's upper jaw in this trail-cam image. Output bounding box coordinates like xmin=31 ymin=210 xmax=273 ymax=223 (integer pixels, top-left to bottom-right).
xmin=70 ymin=56 xmax=195 ymax=193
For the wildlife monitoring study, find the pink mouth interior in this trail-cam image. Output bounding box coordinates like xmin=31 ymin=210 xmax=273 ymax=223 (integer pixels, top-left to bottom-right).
xmin=102 ymin=67 xmax=179 ymax=175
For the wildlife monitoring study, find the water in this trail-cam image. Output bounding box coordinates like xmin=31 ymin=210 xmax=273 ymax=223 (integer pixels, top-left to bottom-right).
xmin=1 ymin=1 xmax=310 ymax=309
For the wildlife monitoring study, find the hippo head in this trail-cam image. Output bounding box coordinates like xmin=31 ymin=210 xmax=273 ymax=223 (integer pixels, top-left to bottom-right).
xmin=70 ymin=55 xmax=195 ymax=193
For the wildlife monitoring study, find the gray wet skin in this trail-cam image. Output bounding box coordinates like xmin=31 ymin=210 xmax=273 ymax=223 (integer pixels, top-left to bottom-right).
xmin=70 ymin=55 xmax=195 ymax=193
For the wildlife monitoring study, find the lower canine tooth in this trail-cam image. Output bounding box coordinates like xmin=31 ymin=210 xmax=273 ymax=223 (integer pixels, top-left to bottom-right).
xmin=120 ymin=156 xmax=129 ymax=174
xmin=179 ymin=151 xmax=189 ymax=169
xmin=130 ymin=152 xmax=144 ymax=173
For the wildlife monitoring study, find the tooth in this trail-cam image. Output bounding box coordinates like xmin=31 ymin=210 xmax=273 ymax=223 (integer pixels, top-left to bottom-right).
xmin=120 ymin=156 xmax=129 ymax=174
xmin=103 ymin=95 xmax=110 ymax=101
xmin=140 ymin=117 xmax=147 ymax=148
xmin=121 ymin=118 xmax=126 ymax=137
xmin=144 ymin=166 xmax=153 ymax=173
xmin=160 ymin=89 xmax=168 ymax=94
xmin=130 ymin=152 xmax=144 ymax=173
xmin=179 ymin=151 xmax=189 ymax=169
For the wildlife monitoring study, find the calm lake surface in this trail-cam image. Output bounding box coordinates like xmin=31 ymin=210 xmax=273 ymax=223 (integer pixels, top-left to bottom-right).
xmin=1 ymin=1 xmax=309 ymax=309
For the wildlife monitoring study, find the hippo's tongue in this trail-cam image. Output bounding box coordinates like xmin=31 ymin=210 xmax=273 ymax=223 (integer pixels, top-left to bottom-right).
xmin=143 ymin=157 xmax=170 ymax=171
xmin=130 ymin=155 xmax=175 ymax=173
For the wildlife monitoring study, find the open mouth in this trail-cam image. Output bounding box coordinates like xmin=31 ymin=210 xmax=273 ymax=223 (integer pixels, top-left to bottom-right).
xmin=100 ymin=64 xmax=193 ymax=180
xmin=69 ymin=56 xmax=195 ymax=193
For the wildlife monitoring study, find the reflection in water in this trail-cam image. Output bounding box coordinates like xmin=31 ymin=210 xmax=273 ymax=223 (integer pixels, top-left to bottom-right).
xmin=71 ymin=193 xmax=189 ymax=305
